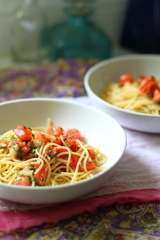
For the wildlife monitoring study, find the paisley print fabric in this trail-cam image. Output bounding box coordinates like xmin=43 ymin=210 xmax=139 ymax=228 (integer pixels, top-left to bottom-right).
xmin=1 ymin=202 xmax=160 ymax=239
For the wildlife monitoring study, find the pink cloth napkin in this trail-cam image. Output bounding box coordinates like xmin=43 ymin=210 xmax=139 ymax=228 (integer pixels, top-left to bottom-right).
xmin=1 ymin=189 xmax=160 ymax=232
xmin=1 ymin=97 xmax=160 ymax=232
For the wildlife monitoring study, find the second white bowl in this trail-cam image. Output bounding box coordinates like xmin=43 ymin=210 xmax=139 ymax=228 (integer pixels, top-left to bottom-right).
xmin=84 ymin=54 xmax=160 ymax=133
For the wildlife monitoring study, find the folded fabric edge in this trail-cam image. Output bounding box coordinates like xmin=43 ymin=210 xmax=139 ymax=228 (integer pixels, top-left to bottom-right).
xmin=1 ymin=188 xmax=160 ymax=232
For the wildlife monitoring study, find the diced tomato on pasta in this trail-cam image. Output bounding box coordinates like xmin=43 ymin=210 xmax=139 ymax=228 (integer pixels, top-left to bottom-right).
xmin=34 ymin=132 xmax=49 ymax=144
xmin=64 ymin=128 xmax=83 ymax=147
xmin=71 ymin=154 xmax=79 ymax=165
xmin=118 ymin=73 xmax=134 ymax=86
xmin=46 ymin=126 xmax=54 ymax=135
xmin=70 ymin=154 xmax=96 ymax=172
xmin=46 ymin=126 xmax=64 ymax=145
xmin=14 ymin=126 xmax=32 ymax=141
xmin=53 ymin=126 xmax=64 ymax=137
xmin=14 ymin=176 xmax=31 ymax=186
xmin=0 ymin=120 xmax=105 ymax=187
xmin=153 ymin=89 xmax=160 ymax=103
xmin=33 ymin=163 xmax=48 ymax=186
xmin=55 ymin=148 xmax=68 ymax=155
xmin=65 ymin=129 xmax=83 ymax=141
xmin=139 ymin=77 xmax=158 ymax=94
xmin=88 ymin=149 xmax=96 ymax=160
xmin=80 ymin=162 xmax=96 ymax=172
xmin=46 ymin=126 xmax=64 ymax=137
xmin=20 ymin=145 xmax=30 ymax=157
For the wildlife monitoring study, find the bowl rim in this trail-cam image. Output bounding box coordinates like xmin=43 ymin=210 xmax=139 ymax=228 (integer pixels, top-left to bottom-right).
xmin=0 ymin=97 xmax=126 ymax=190
xmin=84 ymin=54 xmax=160 ymax=118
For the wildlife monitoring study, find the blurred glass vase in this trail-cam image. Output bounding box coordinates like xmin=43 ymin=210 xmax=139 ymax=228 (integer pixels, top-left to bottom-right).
xmin=11 ymin=0 xmax=49 ymax=63
xmin=49 ymin=0 xmax=112 ymax=60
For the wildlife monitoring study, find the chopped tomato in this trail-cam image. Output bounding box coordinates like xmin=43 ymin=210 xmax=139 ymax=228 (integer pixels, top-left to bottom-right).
xmin=34 ymin=132 xmax=49 ymax=144
xmin=118 ymin=73 xmax=134 ymax=87
xmin=71 ymin=154 xmax=86 ymax=171
xmin=54 ymin=148 xmax=68 ymax=159
xmin=46 ymin=126 xmax=54 ymax=135
xmin=78 ymin=162 xmax=96 ymax=172
xmin=53 ymin=126 xmax=64 ymax=137
xmin=70 ymin=154 xmax=96 ymax=172
xmin=71 ymin=154 xmax=80 ymax=165
xmin=47 ymin=126 xmax=64 ymax=137
xmin=65 ymin=128 xmax=83 ymax=141
xmin=87 ymin=162 xmax=96 ymax=171
xmin=46 ymin=126 xmax=64 ymax=145
xmin=139 ymin=77 xmax=158 ymax=94
xmin=20 ymin=145 xmax=30 ymax=157
xmin=14 ymin=176 xmax=31 ymax=186
xmin=88 ymin=149 xmax=96 ymax=160
xmin=53 ymin=136 xmax=62 ymax=145
xmin=150 ymin=84 xmax=159 ymax=95
xmin=64 ymin=128 xmax=83 ymax=146
xmin=14 ymin=126 xmax=32 ymax=141
xmin=138 ymin=75 xmax=146 ymax=81
xmin=153 ymin=89 xmax=160 ymax=103
xmin=14 ymin=140 xmax=30 ymax=159
xmin=80 ymin=162 xmax=96 ymax=172
xmin=55 ymin=148 xmax=68 ymax=155
xmin=33 ymin=163 xmax=48 ymax=186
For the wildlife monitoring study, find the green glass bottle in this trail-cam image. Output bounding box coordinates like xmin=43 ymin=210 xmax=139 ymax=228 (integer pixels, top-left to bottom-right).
xmin=49 ymin=0 xmax=112 ymax=60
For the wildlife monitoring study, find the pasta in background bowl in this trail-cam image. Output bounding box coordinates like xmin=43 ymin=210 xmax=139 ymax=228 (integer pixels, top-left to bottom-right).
xmin=84 ymin=54 xmax=160 ymax=133
xmin=0 ymin=98 xmax=126 ymax=204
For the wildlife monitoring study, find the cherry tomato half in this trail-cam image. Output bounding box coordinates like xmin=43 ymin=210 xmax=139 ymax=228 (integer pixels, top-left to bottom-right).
xmin=118 ymin=73 xmax=134 ymax=87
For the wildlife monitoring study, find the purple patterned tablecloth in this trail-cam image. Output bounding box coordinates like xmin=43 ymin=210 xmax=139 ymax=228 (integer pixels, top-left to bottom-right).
xmin=0 ymin=58 xmax=97 ymax=102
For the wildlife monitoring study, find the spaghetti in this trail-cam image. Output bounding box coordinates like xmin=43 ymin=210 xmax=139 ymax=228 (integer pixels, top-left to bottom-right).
xmin=0 ymin=120 xmax=106 ymax=187
xmin=101 ymin=74 xmax=160 ymax=115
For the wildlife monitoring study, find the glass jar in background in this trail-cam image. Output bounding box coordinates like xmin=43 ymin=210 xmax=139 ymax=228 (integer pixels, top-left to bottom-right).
xmin=11 ymin=0 xmax=50 ymax=63
xmin=48 ymin=0 xmax=112 ymax=60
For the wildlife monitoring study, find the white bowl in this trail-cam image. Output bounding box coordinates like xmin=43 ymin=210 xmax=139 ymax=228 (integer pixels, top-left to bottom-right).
xmin=84 ymin=54 xmax=160 ymax=133
xmin=0 ymin=98 xmax=126 ymax=204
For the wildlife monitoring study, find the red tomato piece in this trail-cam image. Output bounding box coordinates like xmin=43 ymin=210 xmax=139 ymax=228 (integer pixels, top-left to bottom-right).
xmin=153 ymin=89 xmax=160 ymax=103
xmin=70 ymin=154 xmax=96 ymax=172
xmin=46 ymin=126 xmax=64 ymax=136
xmin=33 ymin=163 xmax=48 ymax=186
xmin=46 ymin=126 xmax=64 ymax=145
xmin=86 ymin=162 xmax=96 ymax=171
xmin=64 ymin=128 xmax=83 ymax=145
xmin=53 ymin=126 xmax=64 ymax=137
xmin=71 ymin=154 xmax=80 ymax=166
xmin=14 ymin=126 xmax=32 ymax=141
xmin=14 ymin=139 xmax=30 ymax=159
xmin=138 ymin=75 xmax=146 ymax=81
xmin=88 ymin=149 xmax=96 ymax=160
xmin=78 ymin=162 xmax=96 ymax=172
xmin=118 ymin=73 xmax=134 ymax=87
xmin=14 ymin=176 xmax=31 ymax=186
xmin=71 ymin=154 xmax=85 ymax=171
xmin=53 ymin=136 xmax=62 ymax=145
xmin=34 ymin=132 xmax=49 ymax=144
xmin=64 ymin=128 xmax=83 ymax=151
xmin=56 ymin=148 xmax=68 ymax=154
xmin=46 ymin=126 xmax=54 ymax=135
xmin=20 ymin=145 xmax=30 ymax=157
xmin=65 ymin=128 xmax=83 ymax=141
xmin=150 ymin=84 xmax=159 ymax=95
xmin=139 ymin=77 xmax=158 ymax=93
